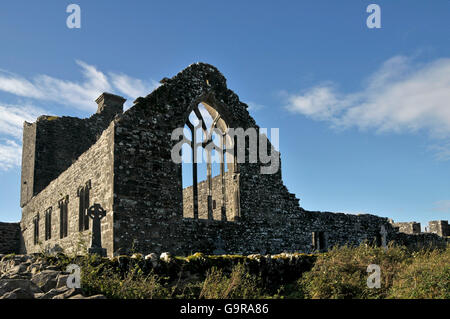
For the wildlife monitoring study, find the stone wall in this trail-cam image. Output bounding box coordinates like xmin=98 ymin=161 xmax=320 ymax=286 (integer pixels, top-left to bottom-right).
xmin=110 ymin=63 xmax=447 ymax=257
xmin=428 ymin=220 xmax=449 ymax=237
xmin=0 ymin=223 xmax=21 ymax=254
xmin=20 ymin=94 xmax=124 ymax=207
xmin=20 ymin=122 xmax=116 ymax=256
xmin=111 ymin=63 xmax=254 ymax=255
xmin=20 ymin=122 xmax=36 ymax=207
xmin=183 ymin=171 xmax=238 ymax=221
xmin=18 ymin=63 xmax=450 ymax=258
xmin=391 ymin=221 xmax=421 ymax=234
xmin=393 ymin=232 xmax=448 ymax=249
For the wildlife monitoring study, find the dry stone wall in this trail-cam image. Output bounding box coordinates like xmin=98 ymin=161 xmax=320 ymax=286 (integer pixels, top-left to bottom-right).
xmin=0 ymin=223 xmax=21 ymax=254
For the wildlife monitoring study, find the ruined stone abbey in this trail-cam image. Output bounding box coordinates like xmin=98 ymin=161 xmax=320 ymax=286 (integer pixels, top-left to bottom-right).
xmin=0 ymin=63 xmax=448 ymax=256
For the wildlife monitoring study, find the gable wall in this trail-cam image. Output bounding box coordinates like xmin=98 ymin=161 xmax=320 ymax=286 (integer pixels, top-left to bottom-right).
xmin=110 ymin=63 xmax=447 ymax=256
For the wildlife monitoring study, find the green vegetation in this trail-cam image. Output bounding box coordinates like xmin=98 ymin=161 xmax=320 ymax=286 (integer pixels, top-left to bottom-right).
xmin=297 ymin=243 xmax=449 ymax=299
xmin=36 ymin=244 xmax=449 ymax=299
xmin=389 ymin=248 xmax=450 ymax=299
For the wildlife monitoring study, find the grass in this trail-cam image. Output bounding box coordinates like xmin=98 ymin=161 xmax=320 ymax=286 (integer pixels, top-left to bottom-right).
xmin=34 ymin=243 xmax=449 ymax=299
xmin=297 ymin=243 xmax=449 ymax=299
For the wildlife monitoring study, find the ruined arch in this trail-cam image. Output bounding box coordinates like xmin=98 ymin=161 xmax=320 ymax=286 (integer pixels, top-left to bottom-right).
xmin=114 ymin=63 xmax=256 ymax=226
xmin=181 ymin=99 xmax=239 ymax=221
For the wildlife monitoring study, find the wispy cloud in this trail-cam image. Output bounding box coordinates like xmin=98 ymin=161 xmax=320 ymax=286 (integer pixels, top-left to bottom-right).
xmin=0 ymin=61 xmax=110 ymax=111
xmin=284 ymin=56 xmax=450 ymax=157
xmin=109 ymin=73 xmax=159 ymax=103
xmin=0 ymin=60 xmax=159 ymax=111
xmin=0 ymin=60 xmax=159 ymax=170
xmin=432 ymin=200 xmax=450 ymax=214
xmin=0 ymin=103 xmax=45 ymax=171
xmin=247 ymin=101 xmax=265 ymax=112
xmin=0 ymin=104 xmax=45 ymax=138
xmin=0 ymin=139 xmax=22 ymax=171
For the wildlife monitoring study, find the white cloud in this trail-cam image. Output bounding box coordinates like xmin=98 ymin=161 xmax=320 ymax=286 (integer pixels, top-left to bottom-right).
xmin=0 ymin=139 xmax=22 ymax=171
xmin=285 ymin=56 xmax=450 ymax=139
xmin=0 ymin=61 xmax=111 ymax=111
xmin=0 ymin=75 xmax=44 ymax=99
xmin=247 ymin=101 xmax=265 ymax=112
xmin=109 ymin=73 xmax=159 ymax=103
xmin=0 ymin=104 xmax=43 ymax=138
xmin=0 ymin=103 xmax=44 ymax=170
xmin=0 ymin=60 xmax=160 ymax=170
xmin=0 ymin=60 xmax=159 ymax=111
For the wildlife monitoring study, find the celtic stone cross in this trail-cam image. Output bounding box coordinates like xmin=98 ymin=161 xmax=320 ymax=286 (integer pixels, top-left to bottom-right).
xmin=87 ymin=203 xmax=107 ymax=257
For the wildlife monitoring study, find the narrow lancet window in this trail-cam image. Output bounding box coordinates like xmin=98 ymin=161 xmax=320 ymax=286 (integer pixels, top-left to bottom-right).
xmin=78 ymin=180 xmax=91 ymax=231
xmin=59 ymin=196 xmax=69 ymax=239
xmin=33 ymin=214 xmax=39 ymax=245
xmin=45 ymin=207 xmax=52 ymax=241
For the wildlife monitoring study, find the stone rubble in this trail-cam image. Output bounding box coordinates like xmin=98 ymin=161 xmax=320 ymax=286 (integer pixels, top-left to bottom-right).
xmin=0 ymin=254 xmax=106 ymax=300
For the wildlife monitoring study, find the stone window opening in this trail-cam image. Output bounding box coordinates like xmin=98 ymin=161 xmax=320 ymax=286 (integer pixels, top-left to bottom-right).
xmin=182 ymin=102 xmax=237 ymax=221
xmin=312 ymin=231 xmax=327 ymax=252
xmin=58 ymin=195 xmax=69 ymax=239
xmin=44 ymin=207 xmax=52 ymax=241
xmin=375 ymin=233 xmax=382 ymax=247
xmin=33 ymin=214 xmax=39 ymax=245
xmin=77 ymin=180 xmax=91 ymax=231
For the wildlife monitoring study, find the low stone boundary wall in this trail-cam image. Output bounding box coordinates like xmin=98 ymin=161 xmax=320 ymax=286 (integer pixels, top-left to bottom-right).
xmin=0 ymin=222 xmax=21 ymax=254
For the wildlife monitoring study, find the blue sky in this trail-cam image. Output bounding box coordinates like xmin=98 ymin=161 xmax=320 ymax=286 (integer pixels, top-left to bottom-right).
xmin=0 ymin=1 xmax=449 ymax=228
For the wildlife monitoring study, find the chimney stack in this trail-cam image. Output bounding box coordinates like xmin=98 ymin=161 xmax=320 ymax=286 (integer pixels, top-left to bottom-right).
xmin=95 ymin=92 xmax=126 ymax=117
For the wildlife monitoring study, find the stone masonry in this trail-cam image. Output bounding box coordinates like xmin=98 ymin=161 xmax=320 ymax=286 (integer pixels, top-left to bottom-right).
xmin=2 ymin=63 xmax=448 ymax=257
xmin=390 ymin=221 xmax=421 ymax=235
xmin=428 ymin=220 xmax=449 ymax=237
xmin=0 ymin=223 xmax=21 ymax=254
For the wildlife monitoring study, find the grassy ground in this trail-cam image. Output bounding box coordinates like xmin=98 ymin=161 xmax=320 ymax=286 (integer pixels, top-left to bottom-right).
xmin=40 ymin=243 xmax=449 ymax=299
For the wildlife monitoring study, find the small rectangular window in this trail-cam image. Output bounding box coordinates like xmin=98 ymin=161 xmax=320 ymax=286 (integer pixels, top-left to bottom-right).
xmin=312 ymin=231 xmax=327 ymax=251
xmin=375 ymin=233 xmax=382 ymax=247
xmin=45 ymin=207 xmax=52 ymax=241
xmin=83 ymin=184 xmax=90 ymax=230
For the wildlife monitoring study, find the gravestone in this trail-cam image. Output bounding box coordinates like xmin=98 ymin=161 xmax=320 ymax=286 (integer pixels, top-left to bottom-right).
xmin=213 ymin=235 xmax=226 ymax=255
xmin=380 ymin=225 xmax=387 ymax=250
xmin=87 ymin=204 xmax=107 ymax=257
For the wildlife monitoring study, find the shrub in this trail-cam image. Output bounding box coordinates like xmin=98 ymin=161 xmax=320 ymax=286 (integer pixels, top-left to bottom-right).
xmin=388 ymin=246 xmax=450 ymax=299
xmin=34 ymin=244 xmax=449 ymax=299
xmin=198 ymin=263 xmax=263 ymax=299
xmin=298 ymin=243 xmax=411 ymax=299
xmin=80 ymin=256 xmax=169 ymax=299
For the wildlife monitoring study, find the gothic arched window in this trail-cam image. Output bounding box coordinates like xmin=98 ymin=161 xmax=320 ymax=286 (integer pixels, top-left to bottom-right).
xmin=181 ymin=102 xmax=238 ymax=221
